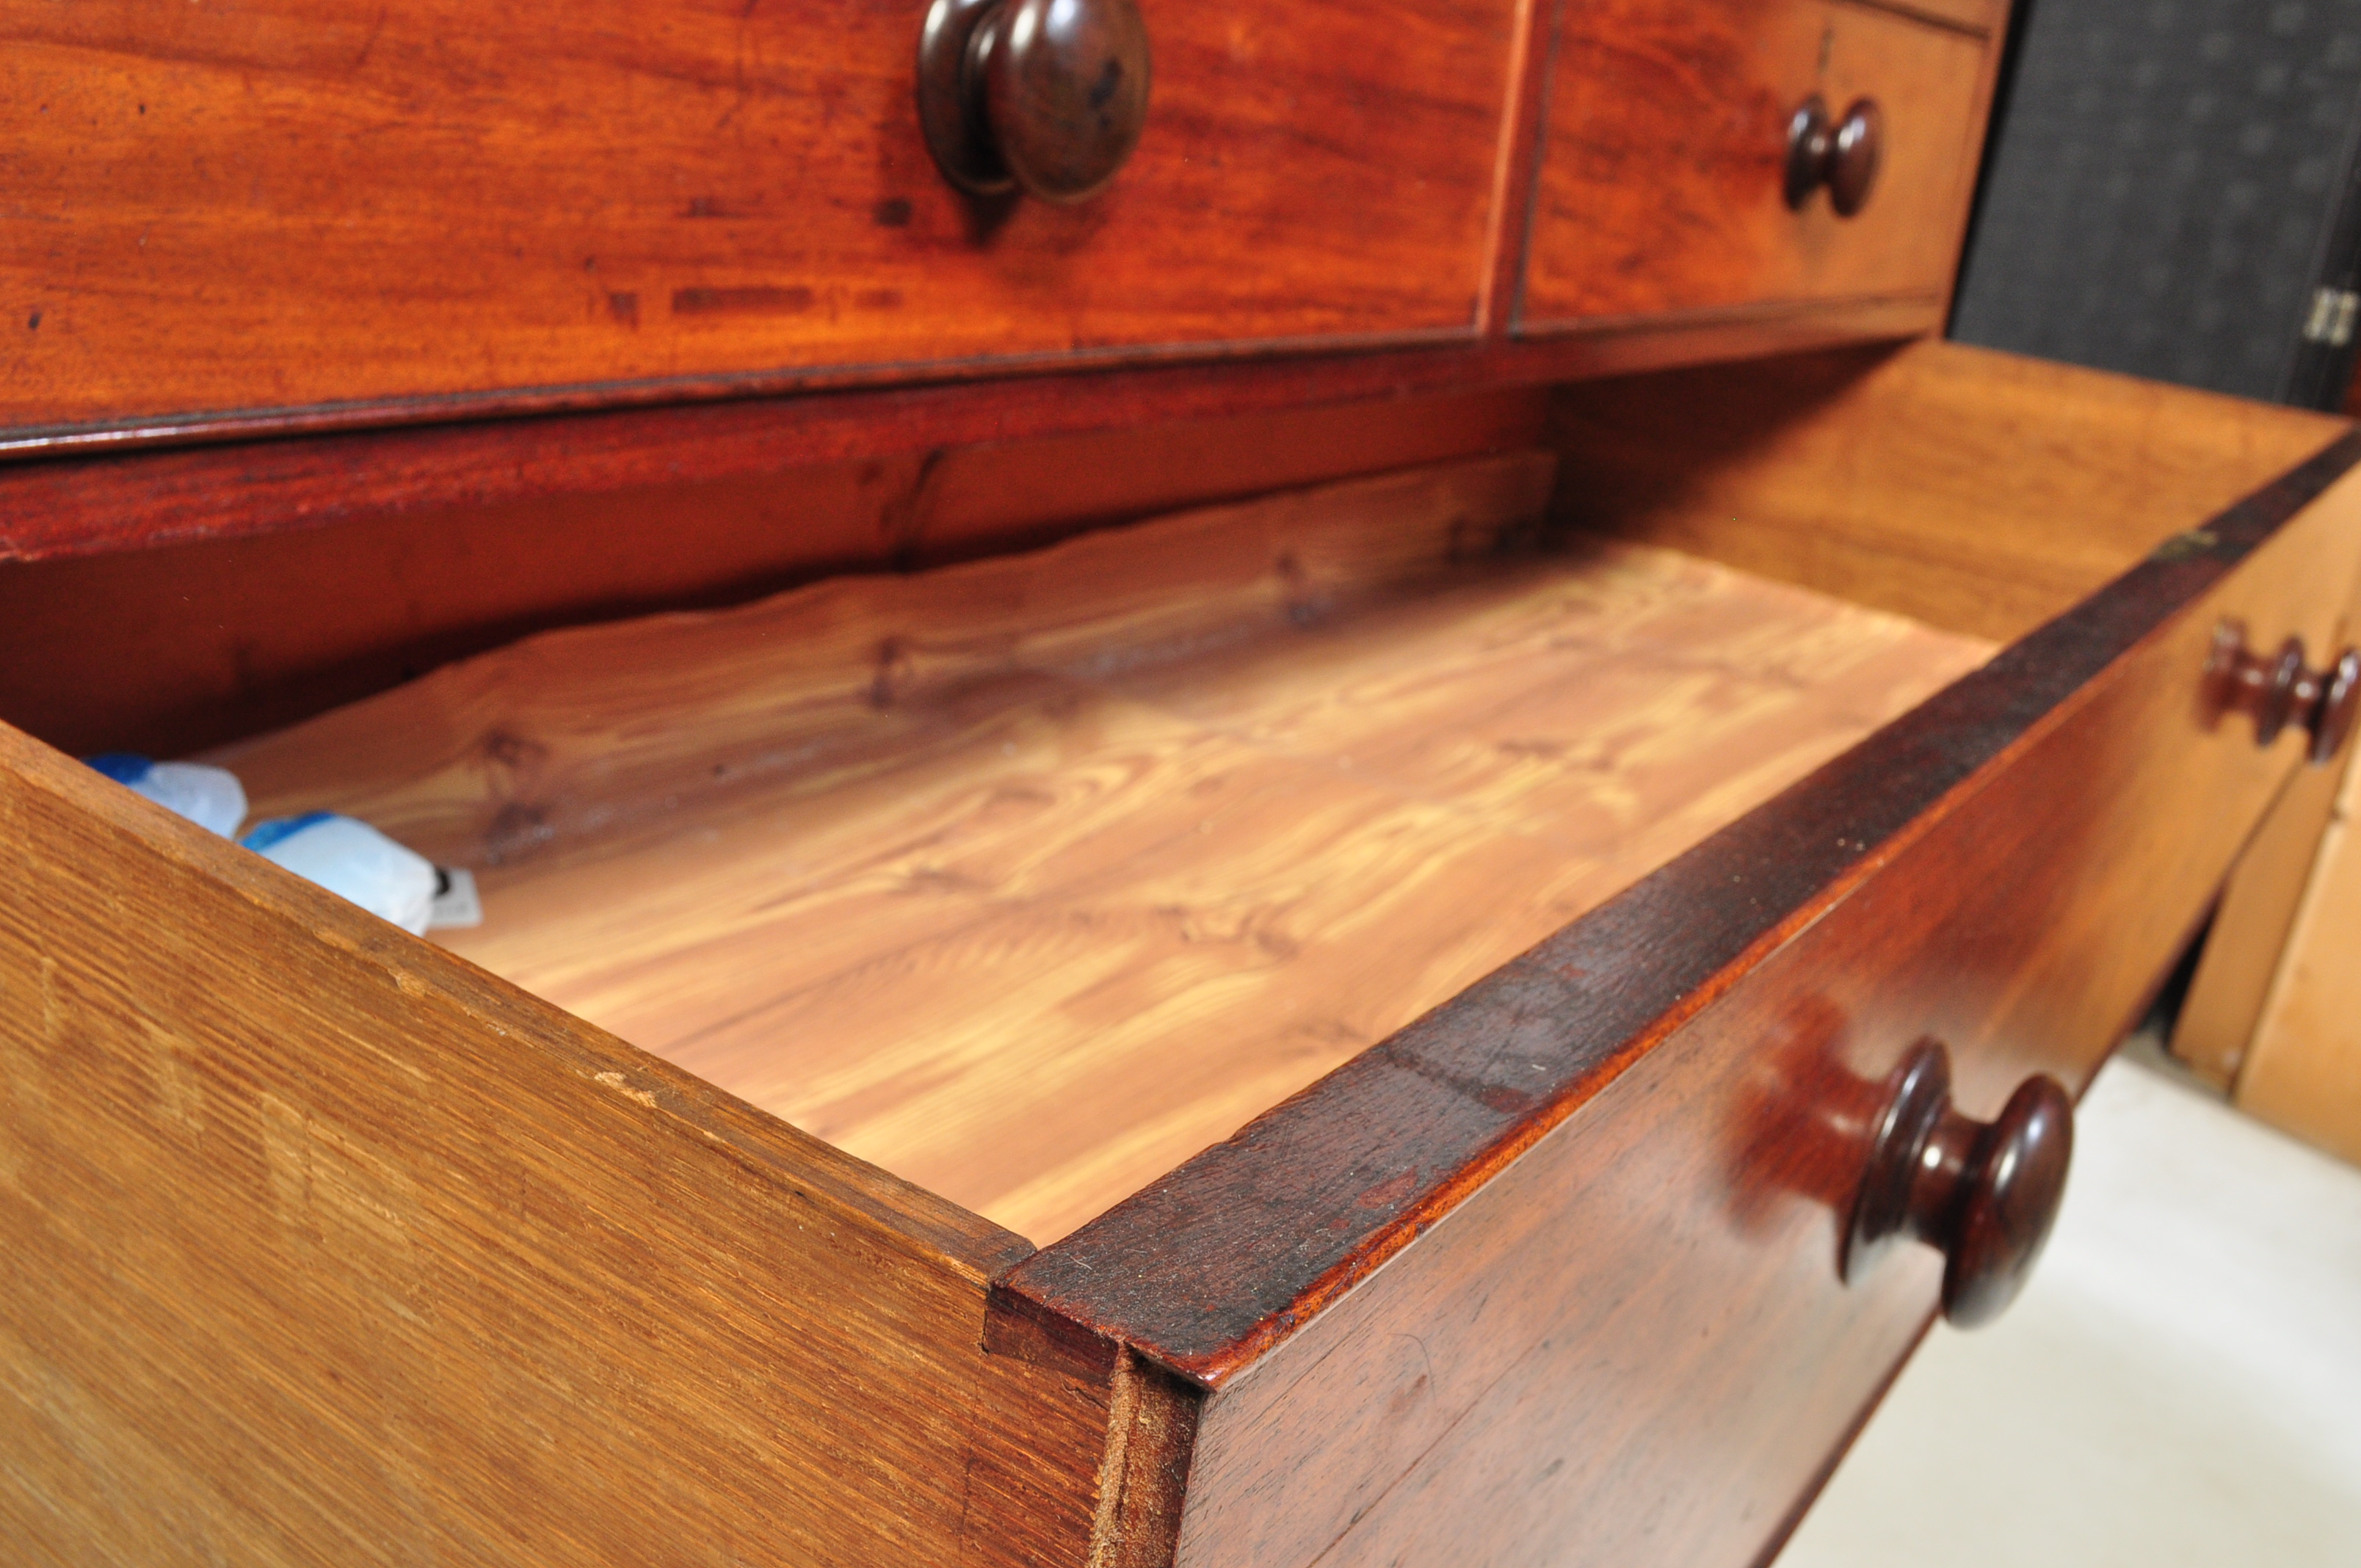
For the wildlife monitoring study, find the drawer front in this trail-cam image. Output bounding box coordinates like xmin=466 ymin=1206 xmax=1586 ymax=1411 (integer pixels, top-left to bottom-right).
xmin=2 ymin=0 xmax=1518 ymax=443
xmin=1000 ymin=438 xmax=2361 ymax=1566
xmin=1520 ymin=0 xmax=1992 ymax=330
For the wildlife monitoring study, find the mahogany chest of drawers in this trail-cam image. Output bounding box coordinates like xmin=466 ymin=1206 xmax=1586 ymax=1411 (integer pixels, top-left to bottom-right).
xmin=4 ymin=2 xmax=2357 ymax=1565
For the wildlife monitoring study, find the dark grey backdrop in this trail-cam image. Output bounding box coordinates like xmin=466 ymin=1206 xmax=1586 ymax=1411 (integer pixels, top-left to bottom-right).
xmin=1951 ymin=0 xmax=2361 ymax=406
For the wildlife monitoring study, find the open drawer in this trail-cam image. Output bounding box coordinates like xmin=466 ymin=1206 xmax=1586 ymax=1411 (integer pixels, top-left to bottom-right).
xmin=5 ymin=341 xmax=2360 ymax=1567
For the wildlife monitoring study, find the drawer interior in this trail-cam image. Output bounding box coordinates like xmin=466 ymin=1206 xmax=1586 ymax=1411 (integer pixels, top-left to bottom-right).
xmin=190 ymin=446 xmax=1990 ymax=1244
xmin=19 ymin=341 xmax=2338 ymax=1249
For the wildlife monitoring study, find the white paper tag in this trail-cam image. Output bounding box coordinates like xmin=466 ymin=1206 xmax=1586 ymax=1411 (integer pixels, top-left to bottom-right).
xmin=427 ymin=866 xmax=484 ymax=930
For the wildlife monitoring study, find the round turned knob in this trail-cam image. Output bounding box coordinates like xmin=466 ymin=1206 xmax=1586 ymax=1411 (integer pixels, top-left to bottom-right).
xmin=2205 ymin=621 xmax=2361 ymax=766
xmin=1785 ymin=95 xmax=1883 ymax=217
xmin=918 ymin=0 xmax=1151 ymax=204
xmin=1844 ymin=1039 xmax=2073 ymax=1328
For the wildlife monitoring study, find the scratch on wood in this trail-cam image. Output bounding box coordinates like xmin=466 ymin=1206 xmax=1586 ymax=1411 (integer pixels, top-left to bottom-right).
xmin=594 ymin=1070 xmax=659 ymax=1108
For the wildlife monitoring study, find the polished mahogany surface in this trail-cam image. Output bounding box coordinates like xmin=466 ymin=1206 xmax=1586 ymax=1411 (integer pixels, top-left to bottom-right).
xmin=1523 ymin=0 xmax=1991 ymax=330
xmin=0 ymin=304 xmax=1945 ymax=556
xmin=0 ymin=0 xmax=1521 ymax=443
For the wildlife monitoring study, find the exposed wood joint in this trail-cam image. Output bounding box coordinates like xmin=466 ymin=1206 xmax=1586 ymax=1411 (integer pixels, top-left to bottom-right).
xmin=1084 ymin=1351 xmax=1205 ymax=1568
xmin=982 ymin=1288 xmax=1203 ymax=1568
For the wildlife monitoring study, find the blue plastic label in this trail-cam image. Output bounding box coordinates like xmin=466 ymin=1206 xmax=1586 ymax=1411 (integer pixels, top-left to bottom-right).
xmin=240 ymin=811 xmax=337 ymax=853
xmin=83 ymin=752 xmax=153 ymax=785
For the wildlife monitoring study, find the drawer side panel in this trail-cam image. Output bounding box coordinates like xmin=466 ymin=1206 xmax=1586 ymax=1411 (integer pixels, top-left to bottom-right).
xmin=0 ymin=729 xmax=1109 ymax=1567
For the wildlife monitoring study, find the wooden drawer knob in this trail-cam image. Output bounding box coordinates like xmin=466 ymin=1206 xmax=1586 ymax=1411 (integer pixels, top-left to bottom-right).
xmin=918 ymin=0 xmax=1151 ymax=203
xmin=1785 ymin=95 xmax=1883 ymax=217
xmin=2205 ymin=620 xmax=2361 ymax=766
xmin=1843 ymin=1039 xmax=2073 ymax=1329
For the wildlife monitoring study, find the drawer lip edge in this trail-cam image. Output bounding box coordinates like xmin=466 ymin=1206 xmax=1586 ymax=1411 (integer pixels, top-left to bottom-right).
xmin=994 ymin=424 xmax=2361 ymax=1388
xmin=1511 ymin=288 xmax=1943 ymax=342
xmin=0 ymin=327 xmax=1487 ymax=469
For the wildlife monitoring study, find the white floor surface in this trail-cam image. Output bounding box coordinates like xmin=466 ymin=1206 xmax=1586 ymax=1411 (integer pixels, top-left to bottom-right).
xmin=1777 ymin=1056 xmax=2361 ymax=1567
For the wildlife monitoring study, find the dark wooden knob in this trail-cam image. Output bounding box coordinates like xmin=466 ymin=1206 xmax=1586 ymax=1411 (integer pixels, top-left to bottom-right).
xmin=918 ymin=0 xmax=1151 ymax=204
xmin=2205 ymin=620 xmax=2361 ymax=766
xmin=1844 ymin=1039 xmax=2072 ymax=1329
xmin=1785 ymin=95 xmax=1882 ymax=217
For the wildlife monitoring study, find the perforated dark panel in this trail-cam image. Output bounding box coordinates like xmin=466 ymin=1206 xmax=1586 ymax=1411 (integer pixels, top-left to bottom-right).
xmin=1952 ymin=0 xmax=2361 ymax=404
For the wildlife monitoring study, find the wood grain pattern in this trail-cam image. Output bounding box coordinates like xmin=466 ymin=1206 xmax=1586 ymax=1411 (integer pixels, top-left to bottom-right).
xmin=0 ymin=722 xmax=1122 ymax=1568
xmin=0 ymin=386 xmax=1549 ymax=758
xmin=1520 ymin=0 xmax=1992 ymax=331
xmin=207 ymin=457 xmax=1566 ymax=863
xmin=1550 ymin=339 xmax=2354 ymax=642
xmin=199 ymin=455 xmax=1990 ymax=1244
xmin=2234 ymin=742 xmax=2361 ymax=1164
xmin=0 ymin=0 xmax=1523 ymax=442
xmin=1001 ymin=435 xmax=2361 ymax=1568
